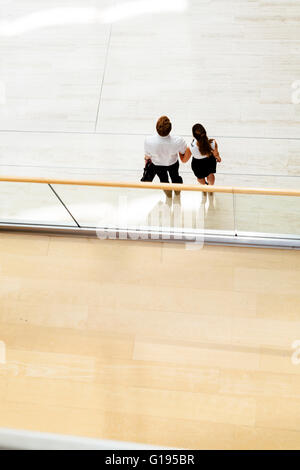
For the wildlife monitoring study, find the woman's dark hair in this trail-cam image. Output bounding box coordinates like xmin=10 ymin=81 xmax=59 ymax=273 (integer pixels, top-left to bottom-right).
xmin=192 ymin=123 xmax=212 ymax=156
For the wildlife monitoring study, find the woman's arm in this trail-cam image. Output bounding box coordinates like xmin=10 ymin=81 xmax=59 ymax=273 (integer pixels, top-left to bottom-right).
xmin=212 ymin=140 xmax=222 ymax=162
xmin=180 ymin=147 xmax=192 ymax=163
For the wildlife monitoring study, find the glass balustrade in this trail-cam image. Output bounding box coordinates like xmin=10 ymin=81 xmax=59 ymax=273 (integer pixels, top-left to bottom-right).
xmin=0 ymin=174 xmax=299 ymax=246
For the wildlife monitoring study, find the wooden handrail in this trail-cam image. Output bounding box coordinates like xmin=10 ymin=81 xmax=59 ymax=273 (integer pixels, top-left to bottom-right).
xmin=0 ymin=175 xmax=299 ymax=197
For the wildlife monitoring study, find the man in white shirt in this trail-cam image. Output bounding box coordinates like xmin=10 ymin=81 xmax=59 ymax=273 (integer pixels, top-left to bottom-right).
xmin=144 ymin=116 xmax=187 ymax=193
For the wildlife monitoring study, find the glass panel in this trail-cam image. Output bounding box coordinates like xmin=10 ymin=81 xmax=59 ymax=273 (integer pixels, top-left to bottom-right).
xmin=52 ymin=184 xmax=235 ymax=239
xmin=235 ymin=194 xmax=300 ymax=239
xmin=0 ymin=182 xmax=77 ymax=226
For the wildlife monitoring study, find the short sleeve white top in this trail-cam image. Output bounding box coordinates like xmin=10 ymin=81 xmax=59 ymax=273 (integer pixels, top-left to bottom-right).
xmin=144 ymin=134 xmax=187 ymax=166
xmin=190 ymin=139 xmax=216 ymax=160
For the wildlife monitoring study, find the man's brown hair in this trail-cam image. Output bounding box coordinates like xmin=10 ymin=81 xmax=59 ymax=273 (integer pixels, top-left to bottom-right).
xmin=156 ymin=116 xmax=172 ymax=137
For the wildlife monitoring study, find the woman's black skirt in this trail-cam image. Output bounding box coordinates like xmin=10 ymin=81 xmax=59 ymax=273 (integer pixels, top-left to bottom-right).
xmin=191 ymin=155 xmax=217 ymax=179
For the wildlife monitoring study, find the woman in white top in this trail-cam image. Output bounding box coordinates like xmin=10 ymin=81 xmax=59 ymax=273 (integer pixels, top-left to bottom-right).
xmin=181 ymin=123 xmax=221 ymax=186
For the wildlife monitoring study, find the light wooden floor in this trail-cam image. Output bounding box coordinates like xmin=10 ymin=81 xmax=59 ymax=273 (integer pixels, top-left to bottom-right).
xmin=0 ymin=232 xmax=300 ymax=449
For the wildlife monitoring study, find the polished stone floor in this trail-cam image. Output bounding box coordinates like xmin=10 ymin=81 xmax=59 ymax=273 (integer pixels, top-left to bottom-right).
xmin=0 ymin=0 xmax=299 ymax=235
xmin=1 ymin=234 xmax=300 ymax=449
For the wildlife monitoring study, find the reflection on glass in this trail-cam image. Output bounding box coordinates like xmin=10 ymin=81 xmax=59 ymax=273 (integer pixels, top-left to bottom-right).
xmin=102 ymin=0 xmax=188 ymax=24
xmin=0 ymin=0 xmax=188 ymax=36
xmin=52 ymin=185 xmax=235 ymax=239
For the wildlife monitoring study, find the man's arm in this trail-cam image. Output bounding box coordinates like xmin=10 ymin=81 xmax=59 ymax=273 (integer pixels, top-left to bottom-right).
xmin=179 ymin=138 xmax=188 ymax=162
xmin=144 ymin=137 xmax=152 ymax=161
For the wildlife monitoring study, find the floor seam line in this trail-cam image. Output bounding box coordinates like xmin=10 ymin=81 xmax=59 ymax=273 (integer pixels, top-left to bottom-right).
xmin=0 ymin=129 xmax=300 ymax=142
xmin=94 ymin=24 xmax=113 ymax=133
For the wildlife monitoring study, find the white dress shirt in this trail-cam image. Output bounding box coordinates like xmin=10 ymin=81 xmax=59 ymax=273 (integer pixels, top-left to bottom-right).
xmin=144 ymin=134 xmax=187 ymax=166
